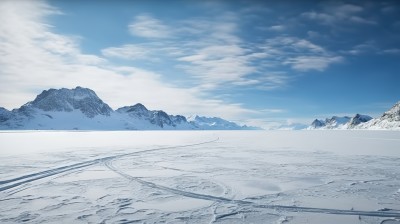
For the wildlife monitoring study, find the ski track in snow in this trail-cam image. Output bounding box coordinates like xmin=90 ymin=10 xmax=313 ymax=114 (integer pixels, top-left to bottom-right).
xmin=0 ymin=138 xmax=219 ymax=196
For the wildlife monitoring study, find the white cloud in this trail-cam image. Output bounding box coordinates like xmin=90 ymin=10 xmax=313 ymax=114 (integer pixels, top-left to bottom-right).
xmin=262 ymin=36 xmax=341 ymax=72
xmin=0 ymin=0 xmax=259 ymax=121
xmin=267 ymin=25 xmax=285 ymax=32
xmin=264 ymin=37 xmax=326 ymax=54
xmin=180 ymin=18 xmax=240 ymax=44
xmin=254 ymin=73 xmax=290 ymax=90
xmin=283 ymin=56 xmax=343 ymax=72
xmin=101 ymin=44 xmax=150 ymax=60
xmin=380 ymin=4 xmax=397 ymax=14
xmin=307 ymin=30 xmax=322 ymax=39
xmin=177 ymin=44 xmax=259 ymax=84
xmin=302 ymin=3 xmax=377 ymax=26
xmin=260 ymin=108 xmax=286 ymax=113
xmin=301 ymin=11 xmax=336 ymax=25
xmin=128 ymin=14 xmax=171 ymax=38
xmin=343 ymin=41 xmax=400 ymax=56
xmin=381 ymin=48 xmax=400 ymax=54
xmin=348 ymin=16 xmax=377 ymax=25
xmin=172 ymin=17 xmax=298 ymax=90
xmin=342 ymin=41 xmax=377 ymax=55
xmin=335 ymin=4 xmax=363 ymax=15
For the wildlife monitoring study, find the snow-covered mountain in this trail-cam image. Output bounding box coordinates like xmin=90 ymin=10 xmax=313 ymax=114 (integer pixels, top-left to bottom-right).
xmin=24 ymin=87 xmax=113 ymax=118
xmin=357 ymin=101 xmax=400 ymax=130
xmin=116 ymin=103 xmax=194 ymax=130
xmin=188 ymin=115 xmax=261 ymax=130
xmin=0 ymin=87 xmax=258 ymax=130
xmin=308 ymin=116 xmax=351 ymax=129
xmin=307 ymin=101 xmax=400 ymax=130
xmin=347 ymin=114 xmax=373 ymax=128
xmin=0 ymin=107 xmax=11 ymax=122
xmin=0 ymin=87 xmax=119 ymax=130
xmin=310 ymin=119 xmax=325 ymax=129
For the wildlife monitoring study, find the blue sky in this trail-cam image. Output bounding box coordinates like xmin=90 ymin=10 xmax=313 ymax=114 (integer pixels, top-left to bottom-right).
xmin=0 ymin=0 xmax=399 ymax=129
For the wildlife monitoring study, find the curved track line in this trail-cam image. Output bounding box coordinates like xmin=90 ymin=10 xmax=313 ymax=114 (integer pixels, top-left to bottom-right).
xmin=0 ymin=137 xmax=219 ymax=193
xmin=106 ymin=151 xmax=400 ymax=218
xmin=105 ymin=159 xmax=234 ymax=203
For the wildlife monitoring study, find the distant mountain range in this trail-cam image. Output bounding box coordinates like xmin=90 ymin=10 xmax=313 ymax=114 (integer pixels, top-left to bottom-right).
xmin=1 ymin=87 xmax=398 ymax=131
xmin=187 ymin=115 xmax=257 ymax=130
xmin=307 ymin=101 xmax=400 ymax=130
xmin=0 ymin=87 xmax=261 ymax=130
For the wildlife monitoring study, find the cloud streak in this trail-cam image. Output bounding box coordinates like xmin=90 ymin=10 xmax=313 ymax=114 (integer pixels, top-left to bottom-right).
xmin=262 ymin=36 xmax=342 ymax=72
xmin=101 ymin=44 xmax=151 ymax=60
xmin=302 ymin=3 xmax=377 ymax=26
xmin=128 ymin=14 xmax=171 ymax=38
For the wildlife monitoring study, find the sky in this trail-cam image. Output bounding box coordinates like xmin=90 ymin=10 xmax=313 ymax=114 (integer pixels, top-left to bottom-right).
xmin=0 ymin=0 xmax=399 ymax=129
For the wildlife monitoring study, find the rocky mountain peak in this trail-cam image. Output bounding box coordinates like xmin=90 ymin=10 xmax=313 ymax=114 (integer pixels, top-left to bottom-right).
xmin=128 ymin=103 xmax=148 ymax=113
xmin=0 ymin=107 xmax=11 ymax=122
xmin=381 ymin=101 xmax=400 ymax=122
xmin=348 ymin=114 xmax=373 ymax=128
xmin=311 ymin=119 xmax=325 ymax=128
xmin=22 ymin=87 xmax=113 ymax=118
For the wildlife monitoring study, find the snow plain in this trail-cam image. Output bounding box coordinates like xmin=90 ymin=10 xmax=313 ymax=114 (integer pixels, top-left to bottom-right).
xmin=0 ymin=130 xmax=400 ymax=223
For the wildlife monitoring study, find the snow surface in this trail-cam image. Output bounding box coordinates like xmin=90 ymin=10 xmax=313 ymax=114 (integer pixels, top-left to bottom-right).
xmin=0 ymin=130 xmax=400 ymax=223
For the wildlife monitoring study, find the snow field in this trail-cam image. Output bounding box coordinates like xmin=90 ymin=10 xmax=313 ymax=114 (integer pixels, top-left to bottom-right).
xmin=0 ymin=130 xmax=400 ymax=223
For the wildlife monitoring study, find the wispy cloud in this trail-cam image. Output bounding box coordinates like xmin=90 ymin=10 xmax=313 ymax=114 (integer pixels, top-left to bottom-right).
xmin=267 ymin=25 xmax=285 ymax=32
xmin=284 ymin=56 xmax=342 ymax=72
xmin=101 ymin=44 xmax=151 ymax=60
xmin=380 ymin=4 xmax=397 ymax=14
xmin=128 ymin=14 xmax=171 ymax=38
xmin=261 ymin=36 xmax=342 ymax=72
xmin=342 ymin=41 xmax=400 ymax=56
xmin=263 ymin=37 xmax=325 ymax=55
xmin=177 ymin=44 xmax=263 ymax=86
xmin=381 ymin=48 xmax=400 ymax=55
xmin=260 ymin=108 xmax=286 ymax=113
xmin=341 ymin=41 xmax=377 ymax=55
xmin=302 ymin=3 xmax=377 ymax=26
